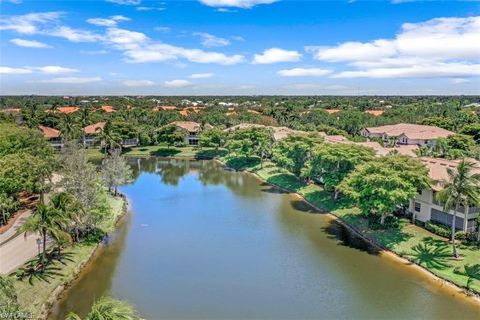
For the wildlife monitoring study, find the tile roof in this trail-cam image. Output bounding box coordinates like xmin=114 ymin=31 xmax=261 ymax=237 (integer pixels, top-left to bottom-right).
xmin=364 ymin=123 xmax=453 ymax=140
xmin=57 ymin=106 xmax=79 ymax=114
xmin=101 ymin=105 xmax=116 ymax=113
xmin=419 ymin=157 xmax=480 ymax=190
xmin=152 ymin=105 xmax=177 ymax=112
xmin=225 ymin=123 xmax=309 ymax=141
xmin=171 ymin=121 xmax=202 ymax=132
xmin=365 ymin=110 xmax=385 ymax=116
xmin=0 ymin=108 xmax=21 ymax=113
xmin=83 ymin=122 xmax=105 ymax=134
xmin=39 ymin=125 xmax=61 ymax=138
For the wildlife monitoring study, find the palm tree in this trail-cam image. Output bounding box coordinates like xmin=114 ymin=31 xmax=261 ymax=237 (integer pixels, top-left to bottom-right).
xmin=21 ymin=204 xmax=71 ymax=267
xmin=80 ymin=106 xmax=91 ymax=148
xmin=66 ymin=296 xmax=139 ymax=320
xmin=99 ymin=120 xmax=122 ymax=156
xmin=436 ymin=159 xmax=480 ymax=258
xmin=60 ymin=114 xmax=78 ymax=141
xmin=51 ymin=192 xmax=83 ymax=243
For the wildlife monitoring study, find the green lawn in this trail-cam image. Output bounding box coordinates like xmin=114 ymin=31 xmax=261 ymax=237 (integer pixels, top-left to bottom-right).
xmin=13 ymin=195 xmax=125 ymax=319
xmin=233 ymin=159 xmax=480 ymax=294
xmin=87 ymin=146 xmax=227 ymax=160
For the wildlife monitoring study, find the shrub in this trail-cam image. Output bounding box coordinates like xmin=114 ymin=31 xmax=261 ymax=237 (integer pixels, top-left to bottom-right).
xmin=367 ymin=214 xmax=400 ymax=230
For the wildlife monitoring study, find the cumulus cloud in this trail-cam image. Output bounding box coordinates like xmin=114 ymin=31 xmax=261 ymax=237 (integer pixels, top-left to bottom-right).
xmin=9 ymin=38 xmax=51 ymax=48
xmin=277 ymin=68 xmax=332 ymax=77
xmin=164 ymin=79 xmax=193 ymax=88
xmin=136 ymin=6 xmax=165 ymax=11
xmin=0 ymin=11 xmax=62 ymax=34
xmin=87 ymin=15 xmax=130 ymax=27
xmin=190 ymin=73 xmax=214 ymax=78
xmin=37 ymin=77 xmax=102 ymax=84
xmin=123 ymin=80 xmax=155 ymax=87
xmin=253 ymin=48 xmax=302 ymax=64
xmin=1 ymin=12 xmax=245 ymax=66
xmin=199 ymin=0 xmax=277 ymax=8
xmin=309 ymin=16 xmax=480 ymax=79
xmin=194 ymin=32 xmax=230 ymax=47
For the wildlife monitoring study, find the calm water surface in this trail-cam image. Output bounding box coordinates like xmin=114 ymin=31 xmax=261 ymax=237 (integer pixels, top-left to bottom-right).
xmin=49 ymin=158 xmax=480 ymax=320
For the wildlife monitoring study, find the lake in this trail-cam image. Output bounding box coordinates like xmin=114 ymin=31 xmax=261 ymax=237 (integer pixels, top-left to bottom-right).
xmin=49 ymin=158 xmax=480 ymax=319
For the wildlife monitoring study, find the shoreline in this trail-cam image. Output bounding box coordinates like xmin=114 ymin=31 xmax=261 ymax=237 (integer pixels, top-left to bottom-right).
xmin=33 ymin=195 xmax=128 ymax=320
xmin=212 ymin=158 xmax=480 ymax=306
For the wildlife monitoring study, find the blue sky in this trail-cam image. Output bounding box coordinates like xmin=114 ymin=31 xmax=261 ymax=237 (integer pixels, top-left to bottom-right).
xmin=0 ymin=0 xmax=479 ymax=95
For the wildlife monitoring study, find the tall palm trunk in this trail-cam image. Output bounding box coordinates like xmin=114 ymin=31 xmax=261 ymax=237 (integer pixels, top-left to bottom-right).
xmin=451 ymin=204 xmax=459 ymax=258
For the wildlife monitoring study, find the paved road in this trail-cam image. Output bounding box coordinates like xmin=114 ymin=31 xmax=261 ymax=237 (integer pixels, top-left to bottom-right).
xmin=0 ymin=209 xmax=32 ymax=244
xmin=0 ymin=231 xmax=52 ymax=274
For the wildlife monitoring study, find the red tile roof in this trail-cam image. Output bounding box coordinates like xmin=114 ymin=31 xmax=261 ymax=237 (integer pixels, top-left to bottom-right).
xmin=83 ymin=122 xmax=105 ymax=134
xmin=101 ymin=105 xmax=116 ymax=113
xmin=365 ymin=110 xmax=385 ymax=116
xmin=39 ymin=126 xmax=61 ymax=138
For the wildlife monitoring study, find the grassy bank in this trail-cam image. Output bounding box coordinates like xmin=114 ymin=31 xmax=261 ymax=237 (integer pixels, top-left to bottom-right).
xmin=87 ymin=146 xmax=227 ymax=159
xmin=13 ymin=195 xmax=125 ymax=319
xmin=225 ymin=158 xmax=480 ymax=295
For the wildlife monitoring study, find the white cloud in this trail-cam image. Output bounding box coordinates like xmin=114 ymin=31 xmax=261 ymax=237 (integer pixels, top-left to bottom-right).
xmin=309 ymin=16 xmax=480 ymax=79
xmin=38 ymin=77 xmax=102 ymax=84
xmin=253 ymin=48 xmax=302 ymax=64
xmin=194 ymin=32 xmax=230 ymax=47
xmin=50 ymin=26 xmax=103 ymax=42
xmin=0 ymin=67 xmax=32 ymax=74
xmin=0 ymin=11 xmax=62 ymax=34
xmin=9 ymin=38 xmax=51 ymax=48
xmin=0 ymin=65 xmax=78 ymax=74
xmin=33 ymin=66 xmax=79 ymax=74
xmin=190 ymin=73 xmax=214 ymax=79
xmin=123 ymin=43 xmax=245 ymax=65
xmin=164 ymin=79 xmax=193 ymax=88
xmin=277 ymin=68 xmax=333 ymax=77
xmin=87 ymin=15 xmax=130 ymax=27
xmin=105 ymin=27 xmax=148 ymax=50
xmin=105 ymin=0 xmax=141 ymax=5
xmin=199 ymin=0 xmax=277 ymax=8
xmin=136 ymin=6 xmax=166 ymax=11
xmin=123 ymin=80 xmax=155 ymax=87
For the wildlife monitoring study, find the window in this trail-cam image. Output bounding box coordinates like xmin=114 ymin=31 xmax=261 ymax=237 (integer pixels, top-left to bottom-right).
xmin=414 ymin=202 xmax=421 ymax=212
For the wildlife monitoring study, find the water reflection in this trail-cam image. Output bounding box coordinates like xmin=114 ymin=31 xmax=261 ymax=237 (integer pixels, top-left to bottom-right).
xmin=50 ymin=158 xmax=480 ymax=320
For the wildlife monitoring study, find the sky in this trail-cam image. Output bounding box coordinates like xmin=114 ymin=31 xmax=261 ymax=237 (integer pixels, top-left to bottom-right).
xmin=0 ymin=0 xmax=479 ymax=95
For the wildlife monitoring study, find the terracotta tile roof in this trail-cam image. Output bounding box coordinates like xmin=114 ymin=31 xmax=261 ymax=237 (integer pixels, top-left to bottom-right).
xmin=101 ymin=105 xmax=116 ymax=113
xmin=0 ymin=108 xmax=21 ymax=113
xmin=419 ymin=157 xmax=480 ymax=190
xmin=83 ymin=122 xmax=105 ymax=134
xmin=179 ymin=109 xmax=189 ymax=116
xmin=365 ymin=110 xmax=384 ymax=116
xmin=325 ymin=109 xmax=340 ymax=114
xmin=171 ymin=121 xmax=202 ymax=132
xmin=225 ymin=123 xmax=308 ymax=141
xmin=39 ymin=125 xmax=61 ymax=138
xmin=57 ymin=106 xmax=79 ymax=114
xmin=152 ymin=105 xmax=177 ymax=112
xmin=364 ymin=123 xmax=453 ymax=140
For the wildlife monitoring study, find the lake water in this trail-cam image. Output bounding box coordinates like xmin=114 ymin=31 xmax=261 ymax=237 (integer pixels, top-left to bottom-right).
xmin=49 ymin=158 xmax=480 ymax=319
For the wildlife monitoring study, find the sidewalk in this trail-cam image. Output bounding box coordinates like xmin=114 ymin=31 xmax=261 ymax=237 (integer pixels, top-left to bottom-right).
xmin=0 ymin=209 xmax=32 ymax=244
xmin=0 ymin=231 xmax=52 ymax=274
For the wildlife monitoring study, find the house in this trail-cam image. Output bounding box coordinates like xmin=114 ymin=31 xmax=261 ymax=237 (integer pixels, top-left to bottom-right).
xmin=224 ymin=123 xmax=309 ymax=141
xmin=365 ymin=110 xmax=384 ymax=116
xmin=409 ymin=157 xmax=480 ymax=232
xmin=56 ymin=106 xmax=79 ymax=114
xmin=360 ymin=123 xmax=453 ymax=146
xmin=170 ymin=121 xmax=204 ymax=145
xmin=39 ymin=126 xmax=63 ymax=150
xmin=83 ymin=122 xmax=105 ymax=147
xmin=0 ymin=108 xmax=21 ymax=114
xmin=101 ymin=105 xmax=116 ymax=113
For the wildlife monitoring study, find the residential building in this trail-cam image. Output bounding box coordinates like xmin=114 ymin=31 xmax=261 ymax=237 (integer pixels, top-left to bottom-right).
xmin=170 ymin=121 xmax=206 ymax=145
xmin=409 ymin=157 xmax=480 ymax=232
xmin=225 ymin=123 xmax=310 ymax=141
xmin=361 ymin=123 xmax=453 ymax=146
xmin=83 ymin=122 xmax=105 ymax=147
xmin=39 ymin=125 xmax=63 ymax=151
